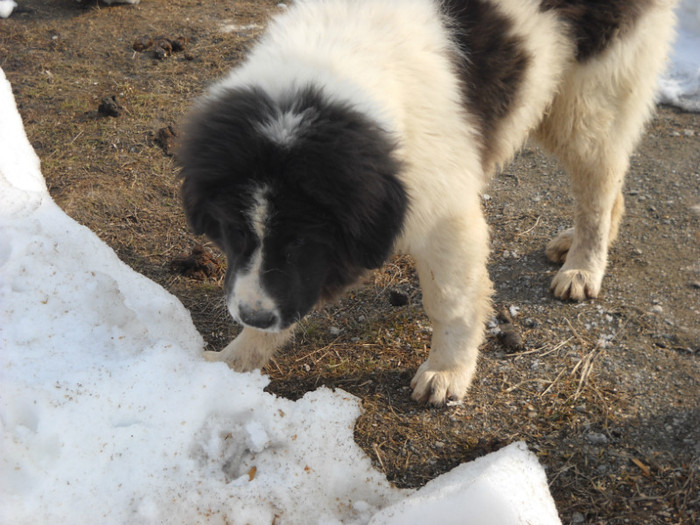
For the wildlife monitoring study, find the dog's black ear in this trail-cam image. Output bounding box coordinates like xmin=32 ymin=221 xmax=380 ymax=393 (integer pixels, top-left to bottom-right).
xmin=340 ymin=168 xmax=407 ymax=269
xmin=180 ymin=177 xmax=217 ymax=238
xmin=177 ymin=88 xmax=274 ymax=242
xmin=288 ymin=91 xmax=408 ymax=269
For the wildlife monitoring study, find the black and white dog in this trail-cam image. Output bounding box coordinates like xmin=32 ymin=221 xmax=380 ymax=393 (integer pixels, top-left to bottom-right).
xmin=178 ymin=0 xmax=676 ymax=404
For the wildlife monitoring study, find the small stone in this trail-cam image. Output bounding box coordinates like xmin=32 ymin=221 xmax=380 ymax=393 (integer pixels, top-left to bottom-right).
xmin=329 ymin=326 xmax=341 ymax=336
xmin=650 ymin=305 xmax=663 ymax=314
xmin=497 ymin=323 xmax=524 ymax=352
xmin=572 ymin=512 xmax=585 ymax=524
xmin=586 ymin=432 xmax=609 ymax=445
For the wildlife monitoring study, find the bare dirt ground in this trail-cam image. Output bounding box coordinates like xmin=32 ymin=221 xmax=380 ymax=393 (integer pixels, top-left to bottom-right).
xmin=2 ymin=1 xmax=698 ymax=523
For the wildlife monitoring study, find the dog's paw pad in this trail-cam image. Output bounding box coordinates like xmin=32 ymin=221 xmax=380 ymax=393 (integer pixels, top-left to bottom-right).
xmin=545 ymin=227 xmax=575 ymax=264
xmin=551 ymin=268 xmax=601 ymax=301
xmin=410 ymin=363 xmax=470 ymax=405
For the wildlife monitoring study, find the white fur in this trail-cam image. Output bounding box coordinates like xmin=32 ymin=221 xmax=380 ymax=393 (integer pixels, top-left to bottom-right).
xmin=205 ymin=0 xmax=677 ymax=404
xmin=257 ymin=110 xmax=307 ymax=147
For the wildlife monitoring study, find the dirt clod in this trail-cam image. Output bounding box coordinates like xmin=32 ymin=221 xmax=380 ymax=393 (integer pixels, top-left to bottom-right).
xmin=154 ymin=124 xmax=177 ymax=156
xmin=170 ymin=245 xmax=223 ymax=280
xmin=388 ymin=290 xmax=409 ymax=307
xmin=97 ymin=95 xmax=122 ymax=117
xmin=132 ymin=35 xmax=153 ymax=52
xmin=132 ymin=34 xmax=188 ymax=59
xmin=3 ymin=2 xmax=698 ymax=523
xmin=170 ymin=36 xmax=188 ymax=52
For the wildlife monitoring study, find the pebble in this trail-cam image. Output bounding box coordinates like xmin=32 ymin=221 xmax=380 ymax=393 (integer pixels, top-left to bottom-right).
xmin=572 ymin=512 xmax=585 ymax=524
xmin=586 ymin=432 xmax=609 ymax=445
xmin=650 ymin=305 xmax=664 ymax=314
xmin=329 ymin=326 xmax=341 ymax=336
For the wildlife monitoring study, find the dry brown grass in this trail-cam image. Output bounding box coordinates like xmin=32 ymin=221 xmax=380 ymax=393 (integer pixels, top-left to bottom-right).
xmin=2 ymin=2 xmax=698 ymax=523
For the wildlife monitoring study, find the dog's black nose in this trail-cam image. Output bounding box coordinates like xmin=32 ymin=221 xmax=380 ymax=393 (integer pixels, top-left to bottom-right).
xmin=238 ymin=304 xmax=279 ymax=330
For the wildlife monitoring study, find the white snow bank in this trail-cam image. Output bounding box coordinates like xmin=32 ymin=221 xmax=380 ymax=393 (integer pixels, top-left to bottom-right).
xmin=0 ymin=67 xmax=561 ymax=524
xmin=0 ymin=0 xmax=16 ymax=19
xmin=370 ymin=442 xmax=561 ymax=525
xmin=659 ymin=0 xmax=700 ymax=111
xmin=0 ymin=67 xmax=400 ymax=525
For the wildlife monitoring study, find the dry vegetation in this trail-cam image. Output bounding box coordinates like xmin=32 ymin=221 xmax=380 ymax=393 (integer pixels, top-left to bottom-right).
xmin=2 ymin=1 xmax=698 ymax=523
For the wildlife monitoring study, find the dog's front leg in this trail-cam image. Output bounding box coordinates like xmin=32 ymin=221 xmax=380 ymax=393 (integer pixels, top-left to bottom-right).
xmin=409 ymin=213 xmax=493 ymax=405
xmin=203 ymin=326 xmax=295 ymax=372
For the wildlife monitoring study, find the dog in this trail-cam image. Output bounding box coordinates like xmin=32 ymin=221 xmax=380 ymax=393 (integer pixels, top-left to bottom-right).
xmin=178 ymin=0 xmax=676 ymax=405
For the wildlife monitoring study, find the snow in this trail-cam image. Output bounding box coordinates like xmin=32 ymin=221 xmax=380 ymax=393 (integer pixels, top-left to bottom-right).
xmin=0 ymin=1 xmax=16 ymax=20
xmin=6 ymin=0 xmax=700 ymax=518
xmin=658 ymin=0 xmax=700 ymax=111
xmin=370 ymin=442 xmax=560 ymax=525
xmin=0 ymin=65 xmax=562 ymax=524
xmin=4 ymin=1 xmax=699 ymax=519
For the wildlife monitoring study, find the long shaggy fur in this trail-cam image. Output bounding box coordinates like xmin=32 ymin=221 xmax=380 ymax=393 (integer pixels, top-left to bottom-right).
xmin=178 ymin=0 xmax=677 ymax=405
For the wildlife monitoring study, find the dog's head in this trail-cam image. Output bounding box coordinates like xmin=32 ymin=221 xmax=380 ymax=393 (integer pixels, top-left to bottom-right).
xmin=178 ymin=86 xmax=407 ymax=331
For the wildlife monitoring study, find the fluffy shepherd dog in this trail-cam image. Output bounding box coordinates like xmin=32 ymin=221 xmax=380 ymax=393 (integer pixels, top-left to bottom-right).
xmin=178 ymin=0 xmax=676 ymax=404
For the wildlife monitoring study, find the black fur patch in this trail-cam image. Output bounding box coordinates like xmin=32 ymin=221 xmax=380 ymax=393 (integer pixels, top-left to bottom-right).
xmin=178 ymin=86 xmax=407 ymax=326
xmin=540 ymin=0 xmax=654 ymax=61
xmin=443 ymin=0 xmax=530 ymax=169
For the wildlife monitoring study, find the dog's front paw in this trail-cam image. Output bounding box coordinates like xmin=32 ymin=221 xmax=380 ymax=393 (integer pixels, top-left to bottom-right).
xmin=203 ymin=350 xmax=225 ymax=363
xmin=545 ymin=227 xmax=574 ymax=264
xmin=202 ymin=339 xmax=269 ymax=372
xmin=551 ymin=267 xmax=602 ymax=300
xmin=410 ymin=361 xmax=473 ymax=405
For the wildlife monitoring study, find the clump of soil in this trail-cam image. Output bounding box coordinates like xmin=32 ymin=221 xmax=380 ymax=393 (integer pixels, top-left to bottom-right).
xmin=2 ymin=2 xmax=698 ymax=524
xmin=154 ymin=124 xmax=177 ymax=156
xmin=170 ymin=245 xmax=223 ymax=280
xmin=98 ymin=95 xmax=122 ymax=117
xmin=132 ymin=34 xmax=189 ymax=59
xmin=495 ymin=308 xmax=525 ymax=352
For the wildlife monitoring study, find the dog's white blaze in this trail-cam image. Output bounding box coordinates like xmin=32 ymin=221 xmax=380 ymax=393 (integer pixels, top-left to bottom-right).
xmin=257 ymin=110 xmax=306 ymax=146
xmin=227 ymin=188 xmax=281 ymax=330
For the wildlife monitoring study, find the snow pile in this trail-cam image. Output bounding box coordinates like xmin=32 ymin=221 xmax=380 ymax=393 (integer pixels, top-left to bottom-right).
xmin=0 ymin=67 xmax=400 ymax=525
xmin=0 ymin=0 xmax=16 ymax=19
xmin=659 ymin=0 xmax=700 ymax=111
xmin=0 ymin=66 xmax=562 ymax=524
xmin=370 ymin=442 xmax=560 ymax=525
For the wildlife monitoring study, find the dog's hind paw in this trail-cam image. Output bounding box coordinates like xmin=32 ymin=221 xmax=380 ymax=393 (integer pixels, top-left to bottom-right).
xmin=410 ymin=361 xmax=472 ymax=405
xmin=545 ymin=227 xmax=574 ymax=264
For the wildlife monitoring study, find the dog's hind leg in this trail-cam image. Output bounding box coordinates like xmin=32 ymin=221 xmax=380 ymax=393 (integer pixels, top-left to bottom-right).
xmin=536 ymin=4 xmax=675 ymax=300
